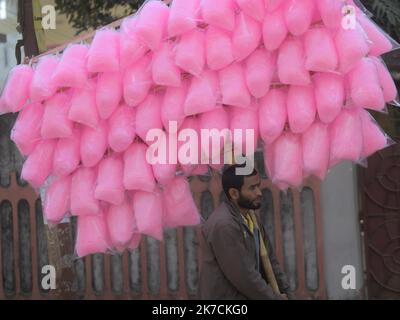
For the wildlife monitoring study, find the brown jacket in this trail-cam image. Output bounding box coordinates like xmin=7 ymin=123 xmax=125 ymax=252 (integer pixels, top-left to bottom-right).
xmin=198 ymin=197 xmax=292 ymax=300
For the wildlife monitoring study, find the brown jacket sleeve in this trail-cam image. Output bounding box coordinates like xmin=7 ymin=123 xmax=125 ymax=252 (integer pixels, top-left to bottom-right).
xmin=209 ymin=221 xmax=283 ymax=300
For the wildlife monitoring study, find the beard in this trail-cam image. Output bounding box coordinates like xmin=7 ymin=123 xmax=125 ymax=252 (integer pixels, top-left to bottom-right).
xmin=237 ymin=193 xmax=261 ymax=210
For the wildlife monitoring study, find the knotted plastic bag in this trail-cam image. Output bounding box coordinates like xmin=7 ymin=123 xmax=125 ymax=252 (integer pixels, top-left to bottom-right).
xmin=53 ymin=127 xmax=81 ymax=177
xmin=168 ymin=0 xmax=200 ymax=37
xmin=76 ymin=214 xmax=110 ymax=257
xmin=87 ymin=29 xmax=120 ymax=73
xmin=175 ymin=29 xmax=205 ymax=77
xmin=133 ymin=190 xmax=164 ymax=241
xmin=96 ymin=72 xmax=123 ymax=120
xmin=2 ymin=65 xmax=33 ymax=112
xmin=30 ymin=56 xmax=59 ymax=102
xmin=135 ymin=0 xmax=169 ymax=51
xmin=70 ymin=166 xmax=101 ymax=216
xmin=80 ymin=120 xmax=108 ymax=168
xmin=21 ymin=139 xmax=56 ymax=188
xmin=11 ymin=102 xmax=44 ymax=156
xmin=259 ymin=88 xmax=287 ymax=144
xmin=44 ymin=176 xmax=71 ymax=224
xmin=108 ymin=104 xmax=136 ymax=153
xmin=219 ymin=62 xmax=251 ymax=108
xmin=41 ymin=92 xmax=74 ymax=139
xmin=123 ymin=142 xmax=156 ymax=192
xmin=287 ymin=84 xmax=316 ymax=134
xmin=94 ymin=155 xmax=125 ymax=206
xmin=313 ymin=73 xmax=344 ymax=124
xmin=163 ymin=176 xmax=200 ymax=228
xmin=52 ymin=44 xmax=89 ymax=89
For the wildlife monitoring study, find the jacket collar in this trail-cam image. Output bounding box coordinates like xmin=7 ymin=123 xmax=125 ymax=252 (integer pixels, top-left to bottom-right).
xmin=222 ymin=195 xmax=254 ymax=236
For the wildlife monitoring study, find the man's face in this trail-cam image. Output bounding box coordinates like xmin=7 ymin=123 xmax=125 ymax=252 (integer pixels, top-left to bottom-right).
xmin=237 ymin=173 xmax=262 ymax=210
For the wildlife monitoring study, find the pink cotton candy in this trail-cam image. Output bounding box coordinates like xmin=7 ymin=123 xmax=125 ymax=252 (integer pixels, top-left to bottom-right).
xmin=175 ymin=29 xmax=205 ymax=77
xmin=358 ymin=13 xmax=393 ymax=56
xmin=359 ymin=109 xmax=389 ymax=158
xmin=119 ymin=29 xmax=148 ymax=69
xmin=53 ymin=127 xmax=81 ymax=177
xmin=68 ymin=81 xmax=99 ymax=129
xmin=96 ymin=72 xmax=123 ymax=120
xmin=76 ymin=214 xmax=110 ymax=257
xmin=52 ymin=44 xmax=89 ymax=89
xmin=287 ymin=85 xmax=316 ymax=134
xmin=136 ymin=93 xmax=163 ymax=143
xmin=11 ymin=102 xmax=44 ymax=156
xmin=106 ymin=198 xmax=136 ymax=248
xmin=259 ymin=88 xmax=287 ymax=144
xmin=133 ymin=190 xmax=164 ymax=240
xmin=219 ymin=63 xmax=251 ymax=108
xmin=262 ymin=8 xmax=288 ymax=51
xmin=199 ymin=107 xmax=230 ymax=165
xmin=80 ymin=121 xmax=108 ymax=168
xmin=201 ymin=0 xmax=236 ymax=31
xmin=284 ymin=0 xmax=314 ymax=36
xmin=44 ymin=176 xmax=71 ymax=224
xmin=184 ymin=70 xmax=219 ymax=116
xmin=123 ymin=55 xmax=152 ymax=107
xmin=30 ymin=56 xmax=59 ymax=102
xmin=265 ymin=0 xmax=284 ymax=11
xmin=168 ymin=0 xmax=200 ymax=37
xmin=206 ymin=26 xmax=234 ymax=71
xmin=0 ymin=96 xmax=9 ymax=115
xmin=163 ymin=176 xmax=200 ymax=228
xmin=150 ymin=135 xmax=178 ymax=186
xmin=349 ymin=58 xmax=385 ymax=111
xmin=87 ymin=29 xmax=120 ymax=73
xmin=273 ymin=132 xmax=303 ymax=187
xmin=278 ymin=38 xmax=310 ymax=85
xmin=162 ymin=84 xmax=187 ymax=132
xmin=21 ymin=139 xmax=56 ymax=188
xmin=232 ymin=12 xmax=262 ymax=62
xmin=329 ymin=108 xmax=363 ymax=167
xmin=263 ymin=142 xmax=275 ymax=179
xmin=245 ymin=48 xmax=274 ymax=98
xmin=178 ymin=117 xmax=201 ymax=174
xmin=371 ymin=57 xmax=398 ymax=103
xmin=236 ymin=0 xmax=265 ymax=22
xmin=304 ymin=28 xmax=338 ymax=72
xmin=335 ymin=23 xmax=370 ymax=73
xmin=313 ymin=73 xmax=344 ymax=124
xmin=41 ymin=92 xmax=74 ymax=139
xmin=302 ymin=121 xmax=330 ymax=180
xmin=108 ymin=104 xmax=136 ymax=153
xmin=71 ymin=167 xmax=100 ymax=216
xmin=136 ymin=0 xmax=169 ymax=51
xmin=128 ymin=233 xmax=142 ymax=250
xmin=230 ymin=106 xmax=259 ymax=155
xmin=123 ymin=142 xmax=156 ymax=192
xmin=152 ymin=43 xmax=181 ymax=87
xmin=317 ymin=0 xmax=344 ymax=29
xmin=2 ymin=65 xmax=33 ymax=112
xmin=94 ymin=155 xmax=124 ymax=206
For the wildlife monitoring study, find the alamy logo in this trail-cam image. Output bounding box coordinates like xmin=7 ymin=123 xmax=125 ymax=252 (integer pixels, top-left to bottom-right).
xmin=341 ymin=265 xmax=356 ymax=290
xmin=41 ymin=5 xmax=56 ymax=30
xmin=146 ymin=121 xmax=256 ymax=175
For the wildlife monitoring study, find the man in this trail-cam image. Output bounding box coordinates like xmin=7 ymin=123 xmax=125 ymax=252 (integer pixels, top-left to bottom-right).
xmin=198 ymin=164 xmax=295 ymax=300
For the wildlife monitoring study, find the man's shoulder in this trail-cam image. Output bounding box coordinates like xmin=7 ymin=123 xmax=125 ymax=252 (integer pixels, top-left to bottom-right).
xmin=202 ymin=202 xmax=239 ymax=235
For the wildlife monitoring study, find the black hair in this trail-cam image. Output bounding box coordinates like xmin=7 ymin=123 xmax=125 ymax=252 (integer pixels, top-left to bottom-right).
xmin=222 ymin=163 xmax=258 ymax=200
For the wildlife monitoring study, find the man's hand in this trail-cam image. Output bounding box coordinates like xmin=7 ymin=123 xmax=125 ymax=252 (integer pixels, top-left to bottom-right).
xmin=280 ymin=293 xmax=288 ymax=300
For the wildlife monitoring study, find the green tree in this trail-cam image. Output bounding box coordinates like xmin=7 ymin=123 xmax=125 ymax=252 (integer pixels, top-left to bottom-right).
xmin=54 ymin=0 xmax=146 ymax=34
xmin=363 ymin=0 xmax=400 ymax=42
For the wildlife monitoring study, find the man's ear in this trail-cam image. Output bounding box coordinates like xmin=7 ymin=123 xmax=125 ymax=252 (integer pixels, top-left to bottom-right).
xmin=228 ymin=188 xmax=239 ymax=201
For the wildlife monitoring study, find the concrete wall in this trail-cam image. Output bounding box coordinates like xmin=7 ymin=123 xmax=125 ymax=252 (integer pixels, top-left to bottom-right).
xmin=320 ymin=161 xmax=365 ymax=299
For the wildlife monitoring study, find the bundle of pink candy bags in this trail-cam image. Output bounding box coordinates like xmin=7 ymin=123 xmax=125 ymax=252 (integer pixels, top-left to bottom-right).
xmin=0 ymin=0 xmax=398 ymax=257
